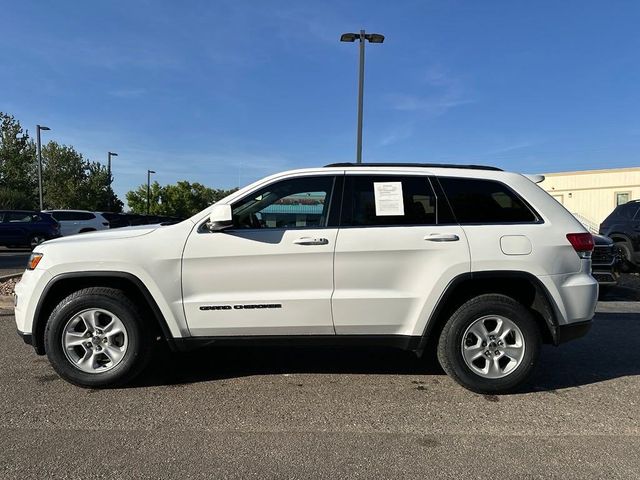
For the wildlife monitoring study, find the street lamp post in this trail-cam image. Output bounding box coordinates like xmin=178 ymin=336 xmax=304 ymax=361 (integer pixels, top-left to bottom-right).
xmin=146 ymin=170 xmax=156 ymax=215
xmin=36 ymin=125 xmax=51 ymax=210
xmin=340 ymin=30 xmax=385 ymax=163
xmin=107 ymin=152 xmax=118 ymax=210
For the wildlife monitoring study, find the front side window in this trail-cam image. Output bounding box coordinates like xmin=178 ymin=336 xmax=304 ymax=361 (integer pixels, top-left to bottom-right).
xmin=342 ymin=175 xmax=437 ymax=226
xmin=231 ymin=176 xmax=335 ymax=229
xmin=69 ymin=212 xmax=95 ymax=221
xmin=49 ymin=211 xmax=68 ymax=221
xmin=439 ymin=177 xmax=538 ymax=224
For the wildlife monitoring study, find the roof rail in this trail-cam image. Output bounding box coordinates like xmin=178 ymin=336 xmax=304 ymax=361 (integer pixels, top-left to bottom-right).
xmin=323 ymin=162 xmax=502 ymax=171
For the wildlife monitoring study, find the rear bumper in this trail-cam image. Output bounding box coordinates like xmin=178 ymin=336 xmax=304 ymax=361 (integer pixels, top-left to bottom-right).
xmin=592 ymin=269 xmax=618 ymax=285
xmin=552 ymin=319 xmax=592 ymax=345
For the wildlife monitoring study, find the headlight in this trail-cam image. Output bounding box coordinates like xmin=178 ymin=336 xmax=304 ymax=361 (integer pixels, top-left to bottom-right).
xmin=27 ymin=252 xmax=43 ymax=270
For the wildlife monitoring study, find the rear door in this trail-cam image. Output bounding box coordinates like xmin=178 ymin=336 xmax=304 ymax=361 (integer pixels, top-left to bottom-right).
xmin=2 ymin=211 xmax=34 ymax=245
xmin=0 ymin=212 xmax=18 ymax=244
xmin=332 ymin=172 xmax=470 ymax=336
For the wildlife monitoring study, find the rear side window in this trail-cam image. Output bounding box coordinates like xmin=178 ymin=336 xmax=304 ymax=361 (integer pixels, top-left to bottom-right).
xmin=5 ymin=212 xmax=35 ymax=223
xmin=614 ymin=203 xmax=640 ymax=220
xmin=439 ymin=177 xmax=538 ymax=224
xmin=342 ymin=175 xmax=437 ymax=226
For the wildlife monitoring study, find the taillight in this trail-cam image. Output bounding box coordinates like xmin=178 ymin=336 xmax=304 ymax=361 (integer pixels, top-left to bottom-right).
xmin=566 ymin=233 xmax=594 ymax=258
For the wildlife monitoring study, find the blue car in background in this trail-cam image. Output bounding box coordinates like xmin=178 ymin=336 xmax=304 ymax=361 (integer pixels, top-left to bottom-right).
xmin=0 ymin=210 xmax=61 ymax=249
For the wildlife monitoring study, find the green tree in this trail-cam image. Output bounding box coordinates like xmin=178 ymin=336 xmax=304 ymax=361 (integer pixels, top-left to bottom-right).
xmin=126 ymin=180 xmax=236 ymax=217
xmin=82 ymin=160 xmax=123 ymax=212
xmin=126 ymin=181 xmax=163 ymax=215
xmin=0 ymin=112 xmax=38 ymax=208
xmin=41 ymin=142 xmax=123 ymax=212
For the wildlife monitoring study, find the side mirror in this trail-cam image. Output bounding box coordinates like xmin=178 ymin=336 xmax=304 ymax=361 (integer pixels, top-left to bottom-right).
xmin=208 ymin=204 xmax=233 ymax=232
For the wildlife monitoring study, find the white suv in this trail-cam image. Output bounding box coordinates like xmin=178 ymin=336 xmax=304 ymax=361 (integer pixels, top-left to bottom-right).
xmin=14 ymin=164 xmax=597 ymax=393
xmin=45 ymin=210 xmax=110 ymax=236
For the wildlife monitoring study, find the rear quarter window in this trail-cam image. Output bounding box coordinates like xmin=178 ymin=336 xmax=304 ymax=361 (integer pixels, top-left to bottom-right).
xmin=438 ymin=177 xmax=538 ymax=224
xmin=614 ymin=203 xmax=640 ymax=220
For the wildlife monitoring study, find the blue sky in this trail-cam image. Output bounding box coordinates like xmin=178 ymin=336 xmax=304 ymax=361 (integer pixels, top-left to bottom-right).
xmin=2 ymin=1 xmax=639 ymax=206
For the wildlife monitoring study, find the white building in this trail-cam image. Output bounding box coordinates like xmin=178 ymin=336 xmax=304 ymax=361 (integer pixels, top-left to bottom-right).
xmin=539 ymin=167 xmax=640 ymax=232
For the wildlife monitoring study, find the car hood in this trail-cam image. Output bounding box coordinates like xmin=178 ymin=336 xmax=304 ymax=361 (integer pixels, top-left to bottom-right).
xmin=43 ymin=225 xmax=159 ymax=245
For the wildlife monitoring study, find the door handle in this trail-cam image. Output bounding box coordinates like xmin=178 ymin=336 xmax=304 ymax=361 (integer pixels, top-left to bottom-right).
xmin=424 ymin=233 xmax=460 ymax=242
xmin=293 ymin=237 xmax=329 ymax=246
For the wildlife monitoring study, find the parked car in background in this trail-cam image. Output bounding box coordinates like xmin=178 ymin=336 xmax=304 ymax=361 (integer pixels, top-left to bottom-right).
xmin=591 ymin=234 xmax=619 ymax=289
xmin=44 ymin=210 xmax=109 ymax=236
xmin=96 ymin=212 xmax=184 ymax=229
xmin=97 ymin=212 xmax=131 ymax=229
xmin=599 ymin=200 xmax=640 ymax=272
xmin=0 ymin=210 xmax=60 ymax=249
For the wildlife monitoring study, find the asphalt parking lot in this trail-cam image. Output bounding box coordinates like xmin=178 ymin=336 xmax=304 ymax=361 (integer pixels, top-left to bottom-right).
xmin=1 ymin=302 xmax=639 ymax=479
xmin=0 ymin=247 xmax=29 ymax=277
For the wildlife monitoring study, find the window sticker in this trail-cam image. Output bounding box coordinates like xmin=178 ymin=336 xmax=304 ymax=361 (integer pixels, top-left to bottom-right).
xmin=373 ymin=182 xmax=404 ymax=216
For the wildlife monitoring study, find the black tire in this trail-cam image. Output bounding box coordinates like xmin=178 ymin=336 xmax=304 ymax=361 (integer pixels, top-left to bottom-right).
xmin=615 ymin=241 xmax=635 ymax=273
xmin=437 ymin=294 xmax=541 ymax=394
xmin=44 ymin=287 xmax=152 ymax=388
xmin=29 ymin=234 xmax=46 ymax=249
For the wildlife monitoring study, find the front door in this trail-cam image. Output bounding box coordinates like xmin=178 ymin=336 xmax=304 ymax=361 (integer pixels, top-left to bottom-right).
xmin=182 ymin=174 xmax=341 ymax=336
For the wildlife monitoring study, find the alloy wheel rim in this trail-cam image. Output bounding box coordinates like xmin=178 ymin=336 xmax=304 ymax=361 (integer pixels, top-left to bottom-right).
xmin=461 ymin=315 xmax=525 ymax=379
xmin=61 ymin=308 xmax=128 ymax=374
xmin=30 ymin=236 xmax=44 ymax=247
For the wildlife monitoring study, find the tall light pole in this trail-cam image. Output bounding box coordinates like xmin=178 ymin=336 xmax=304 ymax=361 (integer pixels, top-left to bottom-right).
xmin=107 ymin=152 xmax=118 ymax=210
xmin=36 ymin=125 xmax=51 ymax=210
xmin=340 ymin=30 xmax=385 ymax=163
xmin=146 ymin=170 xmax=156 ymax=215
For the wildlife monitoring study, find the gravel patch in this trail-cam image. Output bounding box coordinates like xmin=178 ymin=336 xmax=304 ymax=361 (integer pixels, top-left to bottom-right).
xmin=0 ymin=277 xmax=19 ymax=296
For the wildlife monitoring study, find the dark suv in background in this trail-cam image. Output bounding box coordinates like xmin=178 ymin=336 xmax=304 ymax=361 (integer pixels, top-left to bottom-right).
xmin=599 ymin=200 xmax=640 ymax=271
xmin=0 ymin=210 xmax=61 ymax=249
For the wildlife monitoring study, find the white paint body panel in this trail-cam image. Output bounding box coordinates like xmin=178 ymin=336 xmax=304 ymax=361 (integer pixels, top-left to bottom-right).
xmin=14 ymin=166 xmax=598 ymax=343
xmin=182 ymin=227 xmax=337 ymax=336
xmin=333 ymin=225 xmax=470 ymax=335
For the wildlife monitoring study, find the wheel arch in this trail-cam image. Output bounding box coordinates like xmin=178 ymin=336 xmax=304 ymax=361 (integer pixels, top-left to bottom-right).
xmin=419 ymin=271 xmax=559 ymax=352
xmin=31 ymin=272 xmax=176 ymax=355
xmin=608 ymin=231 xmax=632 ymax=244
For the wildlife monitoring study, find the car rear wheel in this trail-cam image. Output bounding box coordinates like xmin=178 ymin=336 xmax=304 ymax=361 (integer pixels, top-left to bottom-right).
xmin=44 ymin=287 xmax=152 ymax=388
xmin=29 ymin=234 xmax=46 ymax=249
xmin=615 ymin=241 xmax=635 ymax=273
xmin=437 ymin=294 xmax=541 ymax=394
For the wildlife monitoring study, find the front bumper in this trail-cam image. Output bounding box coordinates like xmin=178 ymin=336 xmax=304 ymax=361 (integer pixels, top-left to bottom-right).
xmin=17 ymin=329 xmax=33 ymax=346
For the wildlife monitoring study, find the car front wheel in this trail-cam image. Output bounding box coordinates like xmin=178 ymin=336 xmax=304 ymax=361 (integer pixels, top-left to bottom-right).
xmin=44 ymin=287 xmax=152 ymax=388
xmin=437 ymin=294 xmax=541 ymax=394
